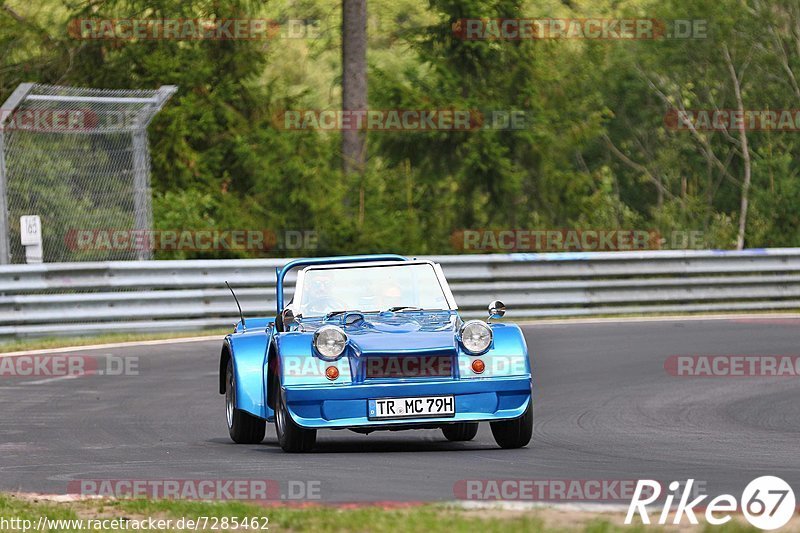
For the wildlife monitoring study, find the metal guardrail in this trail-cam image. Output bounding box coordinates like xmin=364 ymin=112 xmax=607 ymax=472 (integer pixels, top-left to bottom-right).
xmin=2 ymin=249 xmax=800 ymax=338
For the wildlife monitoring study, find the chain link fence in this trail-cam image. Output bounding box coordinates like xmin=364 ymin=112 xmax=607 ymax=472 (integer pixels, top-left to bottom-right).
xmin=0 ymin=83 xmax=176 ymax=264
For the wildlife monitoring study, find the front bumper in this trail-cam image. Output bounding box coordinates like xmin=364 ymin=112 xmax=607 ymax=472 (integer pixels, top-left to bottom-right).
xmin=282 ymin=376 xmax=532 ymax=429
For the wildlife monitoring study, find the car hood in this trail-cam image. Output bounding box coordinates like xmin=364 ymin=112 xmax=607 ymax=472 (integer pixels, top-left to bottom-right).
xmin=297 ymin=311 xmax=460 ymax=354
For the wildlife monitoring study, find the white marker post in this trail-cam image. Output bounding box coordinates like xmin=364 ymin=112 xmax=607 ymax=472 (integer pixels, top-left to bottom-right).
xmin=19 ymin=215 xmax=42 ymax=263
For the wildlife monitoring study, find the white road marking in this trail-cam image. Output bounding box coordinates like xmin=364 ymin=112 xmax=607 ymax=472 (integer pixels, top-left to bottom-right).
xmin=518 ymin=313 xmax=800 ymax=326
xmin=0 ymin=335 xmax=222 ymax=358
xmin=20 ymin=374 xmax=85 ymax=386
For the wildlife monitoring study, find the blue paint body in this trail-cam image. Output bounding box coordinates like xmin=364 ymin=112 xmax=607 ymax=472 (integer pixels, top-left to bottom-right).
xmin=221 ymin=255 xmax=532 ymax=430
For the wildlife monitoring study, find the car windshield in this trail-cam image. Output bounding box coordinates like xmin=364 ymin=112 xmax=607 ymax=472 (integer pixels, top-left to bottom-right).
xmin=297 ymin=263 xmax=450 ymax=317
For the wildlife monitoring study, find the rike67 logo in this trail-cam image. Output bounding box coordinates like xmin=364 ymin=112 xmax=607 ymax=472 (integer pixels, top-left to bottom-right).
xmin=626 ymin=476 xmax=796 ymax=530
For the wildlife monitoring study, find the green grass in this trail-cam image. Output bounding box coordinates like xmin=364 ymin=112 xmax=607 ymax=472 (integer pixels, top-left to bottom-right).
xmin=0 ymin=329 xmax=231 ymax=354
xmin=0 ymin=494 xmax=766 ymax=532
xmin=515 ymin=309 xmax=800 ymax=323
xmin=0 ymin=495 xmax=590 ymax=532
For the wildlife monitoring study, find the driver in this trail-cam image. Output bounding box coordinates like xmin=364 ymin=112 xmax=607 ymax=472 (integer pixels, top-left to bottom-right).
xmin=379 ymin=278 xmax=411 ymax=310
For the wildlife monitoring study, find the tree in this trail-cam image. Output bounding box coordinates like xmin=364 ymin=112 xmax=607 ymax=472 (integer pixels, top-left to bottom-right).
xmin=342 ymin=0 xmax=368 ymax=224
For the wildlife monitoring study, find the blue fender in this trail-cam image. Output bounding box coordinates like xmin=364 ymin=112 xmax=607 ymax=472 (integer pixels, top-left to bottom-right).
xmin=222 ymin=319 xmax=275 ymax=420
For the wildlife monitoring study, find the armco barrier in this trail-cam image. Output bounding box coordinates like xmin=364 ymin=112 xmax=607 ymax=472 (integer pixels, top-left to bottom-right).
xmin=1 ymin=249 xmax=799 ymax=338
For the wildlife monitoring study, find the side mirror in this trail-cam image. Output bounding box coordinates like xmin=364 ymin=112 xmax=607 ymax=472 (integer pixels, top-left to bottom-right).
xmin=488 ymin=300 xmax=506 ymax=320
xmin=281 ymin=307 xmax=296 ymax=328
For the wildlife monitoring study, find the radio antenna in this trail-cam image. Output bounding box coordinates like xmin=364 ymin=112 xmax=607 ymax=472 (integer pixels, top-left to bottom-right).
xmin=225 ymin=281 xmax=246 ymax=329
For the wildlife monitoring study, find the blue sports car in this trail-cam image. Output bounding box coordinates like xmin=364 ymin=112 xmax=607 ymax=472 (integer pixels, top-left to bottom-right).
xmin=219 ymin=254 xmax=532 ymax=452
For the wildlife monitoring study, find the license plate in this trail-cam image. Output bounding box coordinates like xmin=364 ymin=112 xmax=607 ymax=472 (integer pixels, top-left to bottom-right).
xmin=368 ymin=395 xmax=455 ymax=419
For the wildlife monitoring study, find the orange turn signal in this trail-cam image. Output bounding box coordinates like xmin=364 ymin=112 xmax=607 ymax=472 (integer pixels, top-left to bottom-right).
xmin=325 ymin=366 xmax=340 ymax=380
xmin=471 ymin=359 xmax=485 ymax=374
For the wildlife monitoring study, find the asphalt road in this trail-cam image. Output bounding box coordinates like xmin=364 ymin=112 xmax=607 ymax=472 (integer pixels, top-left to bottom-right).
xmin=1 ymin=317 xmax=799 ymax=503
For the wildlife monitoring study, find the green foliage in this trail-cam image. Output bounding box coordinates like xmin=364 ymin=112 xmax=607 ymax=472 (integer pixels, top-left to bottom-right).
xmin=1 ymin=0 xmax=798 ymax=257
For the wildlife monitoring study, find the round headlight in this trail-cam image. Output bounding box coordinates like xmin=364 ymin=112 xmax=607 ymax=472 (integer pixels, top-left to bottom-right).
xmin=313 ymin=325 xmax=347 ymax=360
xmin=460 ymin=320 xmax=493 ymax=355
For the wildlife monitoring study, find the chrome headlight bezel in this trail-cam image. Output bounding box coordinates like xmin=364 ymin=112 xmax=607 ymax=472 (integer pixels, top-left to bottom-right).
xmin=459 ymin=320 xmax=493 ymax=355
xmin=313 ymin=325 xmax=348 ymax=361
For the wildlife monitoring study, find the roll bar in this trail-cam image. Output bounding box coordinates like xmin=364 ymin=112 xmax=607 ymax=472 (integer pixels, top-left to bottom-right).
xmin=275 ymin=254 xmax=408 ymax=313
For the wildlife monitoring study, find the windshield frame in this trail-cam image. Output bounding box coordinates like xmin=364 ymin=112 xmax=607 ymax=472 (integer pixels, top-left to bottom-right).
xmin=291 ymin=260 xmax=458 ymax=317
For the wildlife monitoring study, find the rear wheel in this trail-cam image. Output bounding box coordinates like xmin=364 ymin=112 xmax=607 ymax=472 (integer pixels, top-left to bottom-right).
xmin=226 ymin=359 xmax=266 ymax=444
xmin=490 ymin=400 xmax=533 ymax=449
xmin=441 ymin=422 xmax=479 ymax=442
xmin=275 ymin=386 xmax=316 ymax=452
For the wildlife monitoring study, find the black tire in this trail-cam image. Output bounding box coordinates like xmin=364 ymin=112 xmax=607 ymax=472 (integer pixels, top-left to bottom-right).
xmin=441 ymin=422 xmax=479 ymax=442
xmin=490 ymin=400 xmax=533 ymax=449
xmin=226 ymin=359 xmax=266 ymax=444
xmin=275 ymin=386 xmax=316 ymax=452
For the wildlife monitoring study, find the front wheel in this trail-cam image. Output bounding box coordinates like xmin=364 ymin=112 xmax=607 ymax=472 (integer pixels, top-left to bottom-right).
xmin=226 ymin=359 xmax=266 ymax=444
xmin=442 ymin=422 xmax=479 ymax=441
xmin=490 ymin=400 xmax=532 ymax=449
xmin=275 ymin=387 xmax=316 ymax=452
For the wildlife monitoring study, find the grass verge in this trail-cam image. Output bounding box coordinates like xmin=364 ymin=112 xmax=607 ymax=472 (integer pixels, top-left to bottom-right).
xmin=4 ymin=311 xmax=800 ymax=354
xmin=0 ymin=494 xmax=768 ymax=532
xmin=0 ymin=329 xmax=230 ymax=354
